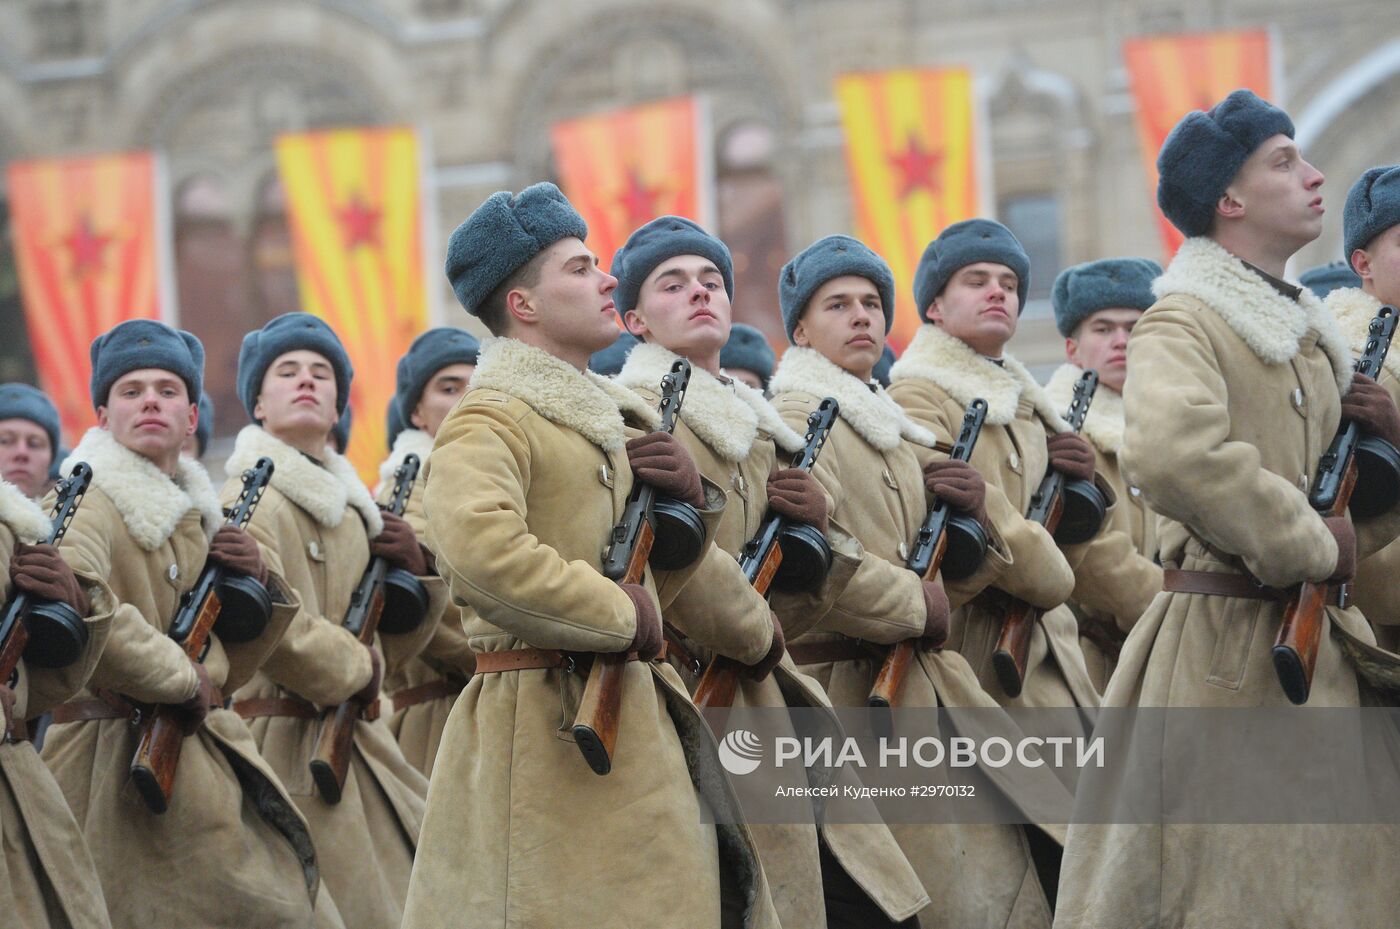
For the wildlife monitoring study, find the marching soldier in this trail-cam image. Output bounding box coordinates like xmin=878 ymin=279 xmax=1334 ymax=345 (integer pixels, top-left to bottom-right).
xmin=769 ymin=234 xmax=1073 ymax=928
xmin=1046 ymin=259 xmax=1164 ymax=691
xmin=0 ymin=384 xmax=62 ymax=500
xmin=1055 ymin=90 xmax=1400 ymax=928
xmin=1325 ymin=164 xmax=1400 ymax=651
xmin=885 ymin=220 xmax=1102 ymax=722
xmin=379 ymin=326 xmax=480 ymax=776
xmin=404 ymin=183 xmax=781 ymax=928
xmin=1 ymin=476 xmax=112 ymax=928
xmin=718 ymin=322 xmax=776 ymax=392
xmin=224 ymin=312 xmax=444 ymax=929
xmin=42 ymin=320 xmax=322 ymax=928
xmin=611 ymin=217 xmax=928 ymax=928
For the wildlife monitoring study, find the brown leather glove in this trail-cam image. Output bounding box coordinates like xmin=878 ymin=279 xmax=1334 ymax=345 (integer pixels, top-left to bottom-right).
xmin=922 ymin=459 xmax=989 ymax=526
xmin=371 ymin=513 xmax=428 ymax=576
xmin=625 ymin=432 xmax=705 ymax=508
xmin=354 ymin=647 xmax=383 ymax=704
xmin=177 ymin=662 xmax=216 ymax=736
xmin=620 ymin=583 xmax=663 ymax=660
xmin=1324 ymin=515 xmax=1356 ymax=583
xmin=0 ymin=684 xmax=14 ymax=737
xmin=920 ymin=581 xmax=950 ymax=648
xmin=745 ymin=614 xmax=786 ymax=682
xmin=766 ymin=468 xmax=829 ymax=535
xmin=10 ymin=542 xmax=90 ymax=618
xmin=1046 ymin=432 xmax=1096 ymax=482
xmin=1342 ymin=373 xmax=1400 ymax=449
xmin=207 ymin=526 xmax=268 ymax=585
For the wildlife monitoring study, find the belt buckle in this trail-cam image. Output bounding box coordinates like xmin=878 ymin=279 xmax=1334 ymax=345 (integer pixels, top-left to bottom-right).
xmin=1336 ymin=582 xmax=1350 ymax=610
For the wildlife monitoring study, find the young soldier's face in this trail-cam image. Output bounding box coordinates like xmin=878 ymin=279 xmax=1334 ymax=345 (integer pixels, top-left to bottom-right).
xmin=792 ymin=275 xmax=885 ymax=380
xmin=520 ymin=237 xmax=620 ymax=355
xmin=255 ymin=350 xmax=338 ymax=442
xmin=1066 ymin=308 xmax=1141 ymax=394
xmin=0 ymin=418 xmax=53 ymax=498
xmin=722 ymin=367 xmax=765 ymax=392
xmin=626 ymin=255 xmax=731 ymax=358
xmin=1352 ymin=224 xmax=1400 ymax=306
xmin=411 ymin=363 xmax=475 ymax=438
xmin=928 ymin=262 xmax=1020 ymax=356
xmin=99 ymin=369 xmax=196 ymax=464
xmin=1223 ymin=135 xmax=1325 ymax=250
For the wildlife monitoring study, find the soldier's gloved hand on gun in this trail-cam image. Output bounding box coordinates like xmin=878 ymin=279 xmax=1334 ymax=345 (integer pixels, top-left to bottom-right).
xmin=745 ymin=614 xmax=786 ymax=682
xmin=371 ymin=512 xmax=429 ymax=577
xmin=920 ymin=581 xmax=950 ymax=649
xmin=178 ymin=661 xmax=217 ymax=735
xmin=1342 ymin=373 xmax=1400 ymax=449
xmin=207 ymin=525 xmax=269 ymax=585
xmin=10 ymin=542 xmax=90 ymax=617
xmin=1045 ymin=432 xmax=1096 ymax=482
xmin=1323 ymin=516 xmax=1357 ymax=583
xmin=922 ymin=459 xmax=989 ymax=527
xmin=765 ymin=468 xmax=829 ymax=535
xmin=619 ymin=584 xmax=663 ymax=660
xmin=0 ymin=683 xmax=14 ymax=737
xmin=625 ymin=433 xmax=705 ymax=508
xmin=353 ymin=647 xmax=383 ymax=704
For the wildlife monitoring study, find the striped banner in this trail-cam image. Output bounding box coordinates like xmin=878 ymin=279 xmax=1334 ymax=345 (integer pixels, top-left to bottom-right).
xmin=7 ymin=152 xmax=167 ymax=441
xmin=836 ymin=68 xmax=982 ymax=351
xmin=1124 ymin=29 xmax=1276 ymax=255
xmin=275 ymin=126 xmax=428 ymax=482
xmin=550 ymin=96 xmax=711 ymax=273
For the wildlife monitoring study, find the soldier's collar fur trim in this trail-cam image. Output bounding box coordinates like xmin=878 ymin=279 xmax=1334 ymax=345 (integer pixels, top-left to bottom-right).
xmin=61 ymin=427 xmax=222 ymax=551
xmin=616 ymin=341 xmax=803 ymax=461
xmin=226 ymin=425 xmax=384 ymax=537
xmin=769 ymin=346 xmax=938 ymax=451
xmin=1045 ymin=363 xmax=1123 ymax=455
xmin=889 ymin=323 xmax=1071 ymax=430
xmin=1325 ymin=287 xmax=1400 ymax=381
xmin=0 ymin=479 xmax=51 ymax=544
xmin=469 ymin=337 xmax=659 ymax=452
xmin=375 ymin=427 xmax=435 ymax=498
xmin=1155 ymin=237 xmax=1353 ymax=397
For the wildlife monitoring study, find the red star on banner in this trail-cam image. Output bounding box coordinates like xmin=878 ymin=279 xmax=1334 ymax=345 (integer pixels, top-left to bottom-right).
xmin=617 ymin=168 xmax=662 ymax=226
xmin=888 ymin=138 xmax=944 ymax=200
xmin=336 ymin=194 xmax=381 ymax=250
xmin=63 ymin=214 xmax=111 ymax=280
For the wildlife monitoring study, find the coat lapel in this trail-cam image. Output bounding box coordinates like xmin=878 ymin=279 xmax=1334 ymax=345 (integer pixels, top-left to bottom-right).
xmin=1045 ymin=363 xmax=1124 ymax=455
xmin=0 ymin=479 xmax=51 ymax=544
xmin=770 ymin=346 xmax=939 ymax=451
xmin=226 ymin=425 xmax=384 ymax=537
xmin=376 ymin=427 xmax=436 ymax=497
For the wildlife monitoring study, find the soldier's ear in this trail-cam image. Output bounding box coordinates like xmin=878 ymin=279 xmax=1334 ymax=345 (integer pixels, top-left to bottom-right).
xmin=505 ymin=286 xmax=537 ymax=326
xmin=1216 ymin=189 xmax=1246 ymax=222
xmin=622 ymin=308 xmax=647 ymax=338
xmin=1352 ymin=248 xmax=1373 ymax=283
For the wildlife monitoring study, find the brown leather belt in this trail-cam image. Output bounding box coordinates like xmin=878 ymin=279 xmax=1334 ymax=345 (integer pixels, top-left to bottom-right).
xmin=473 ymin=647 xmax=642 ymax=674
xmin=788 ymin=639 xmax=880 ymax=666
xmin=391 ymin=678 xmax=465 ymax=712
xmin=1163 ymin=569 xmax=1348 ymax=607
xmin=53 ymin=686 xmax=224 ymax=725
xmin=233 ymin=696 xmax=319 ymax=720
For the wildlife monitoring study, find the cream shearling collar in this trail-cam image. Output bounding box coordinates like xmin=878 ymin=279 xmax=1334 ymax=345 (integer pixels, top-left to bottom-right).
xmin=0 ymin=479 xmax=51 ymax=544
xmin=889 ymin=323 xmax=1071 ymax=430
xmin=469 ymin=337 xmax=659 ymax=452
xmin=616 ymin=341 xmax=803 ymax=461
xmin=61 ymin=427 xmax=222 ymax=551
xmin=1154 ymin=237 xmax=1353 ymax=397
xmin=375 ymin=427 xmax=435 ymax=497
xmin=1045 ymin=363 xmax=1123 ymax=455
xmin=226 ymin=425 xmax=384 ymax=537
xmin=769 ymin=346 xmax=938 ymax=451
xmin=1325 ymin=287 xmax=1400 ymax=381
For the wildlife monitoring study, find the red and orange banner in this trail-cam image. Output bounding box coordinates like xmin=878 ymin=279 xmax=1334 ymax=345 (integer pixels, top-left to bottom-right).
xmin=275 ymin=126 xmax=428 ymax=481
xmin=1124 ymin=29 xmax=1276 ymax=255
xmin=7 ymin=152 xmax=166 ymax=441
xmin=550 ymin=96 xmax=711 ymax=274
xmin=836 ymin=67 xmax=982 ymax=351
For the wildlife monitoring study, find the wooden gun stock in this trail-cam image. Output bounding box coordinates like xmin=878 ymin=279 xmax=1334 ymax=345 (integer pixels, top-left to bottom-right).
xmin=992 ymin=494 xmax=1064 ymax=698
xmin=692 ymin=543 xmax=784 ymax=711
xmin=870 ymin=535 xmax=945 ymax=709
xmin=572 ymin=520 xmax=654 ymax=775
xmin=309 ymin=587 xmax=385 ymax=803
xmin=1273 ymin=460 xmax=1356 ymax=705
xmin=0 ymin=623 xmax=28 ymax=736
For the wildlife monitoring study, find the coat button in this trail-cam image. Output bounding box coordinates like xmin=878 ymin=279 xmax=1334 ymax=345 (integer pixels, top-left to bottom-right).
xmin=1292 ymin=388 xmax=1305 ymax=411
xmin=1129 ymin=485 xmax=1142 ymax=498
xmin=733 ymin=474 xmax=746 ymax=494
xmin=597 ymin=465 xmax=613 ymax=488
xmin=1298 ymin=473 xmax=1309 ymax=491
xmin=167 ymin=564 xmax=179 ymax=581
xmin=1009 ymin=451 xmax=1021 ymax=470
xmin=308 ymin=540 xmax=320 ymax=558
xmin=882 ymin=468 xmax=898 ymax=490
xmin=898 ymin=541 xmax=909 ymax=560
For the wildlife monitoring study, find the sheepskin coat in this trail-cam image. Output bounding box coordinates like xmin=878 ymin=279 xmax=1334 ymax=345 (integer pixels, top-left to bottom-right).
xmin=617 ymin=341 xmax=929 ymax=928
xmin=0 ymin=481 xmax=112 ymax=929
xmin=41 ymin=428 xmax=320 ymax=929
xmin=1044 ymin=364 xmax=1163 ymax=692
xmin=405 ymin=337 xmax=781 ymax=929
xmin=1054 ymin=236 xmax=1400 ymax=929
xmin=224 ymin=424 xmax=445 ymax=929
